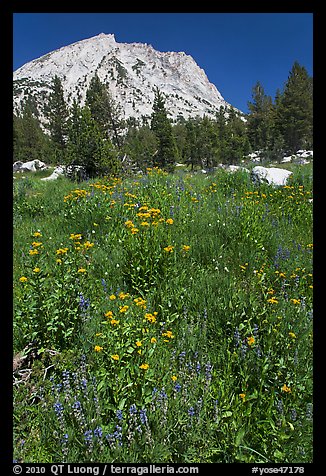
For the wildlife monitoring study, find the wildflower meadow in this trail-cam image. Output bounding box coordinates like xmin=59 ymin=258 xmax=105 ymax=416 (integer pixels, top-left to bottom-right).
xmin=13 ymin=164 xmax=313 ymax=463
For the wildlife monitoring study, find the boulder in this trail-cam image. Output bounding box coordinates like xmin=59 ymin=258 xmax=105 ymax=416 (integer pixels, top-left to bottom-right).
xmin=296 ymin=149 xmax=313 ymax=158
xmin=40 ymin=165 xmax=87 ymax=181
xmin=281 ymin=156 xmax=293 ymax=163
xmin=41 ymin=166 xmax=65 ymax=181
xmin=41 ymin=171 xmax=61 ymax=181
xmin=251 ymin=166 xmax=292 ymax=186
xmin=65 ymin=165 xmax=87 ymax=181
xmin=14 ymin=159 xmax=48 ymax=173
xmin=13 ymin=161 xmax=24 ymax=172
xmin=247 ymin=152 xmax=261 ymax=163
xmin=225 ymin=165 xmax=249 ymax=173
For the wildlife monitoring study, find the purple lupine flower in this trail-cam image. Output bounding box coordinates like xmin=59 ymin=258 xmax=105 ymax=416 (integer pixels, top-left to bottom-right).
xmin=174 ymin=383 xmax=182 ymax=393
xmin=94 ymin=426 xmax=103 ymax=439
xmin=205 ymin=362 xmax=213 ymax=382
xmin=188 ymin=406 xmax=195 ymax=417
xmin=139 ymin=408 xmax=148 ymax=425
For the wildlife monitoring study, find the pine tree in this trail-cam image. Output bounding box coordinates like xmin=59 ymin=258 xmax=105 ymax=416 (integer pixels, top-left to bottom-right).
xmin=247 ymin=81 xmax=274 ymax=153
xmin=123 ymin=125 xmax=158 ymax=171
xmin=216 ymin=107 xmax=250 ymax=164
xmin=14 ymin=98 xmax=51 ymax=163
xmin=66 ymin=101 xmax=119 ymax=177
xmin=276 ymin=62 xmax=313 ymax=153
xmin=184 ymin=118 xmax=202 ymax=169
xmin=44 ymin=75 xmax=69 ymax=163
xmin=86 ymin=74 xmax=124 ymax=148
xmin=150 ymin=88 xmax=177 ymax=172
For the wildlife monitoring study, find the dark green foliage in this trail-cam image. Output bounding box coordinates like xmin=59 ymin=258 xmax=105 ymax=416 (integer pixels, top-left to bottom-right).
xmin=150 ymin=88 xmax=178 ymax=172
xmin=86 ymin=73 xmax=125 ymax=148
xmin=13 ymin=98 xmax=52 ymax=164
xmin=43 ymin=75 xmax=69 ymax=163
xmin=275 ymin=62 xmax=313 ymax=153
xmin=122 ymin=125 xmax=158 ymax=170
xmin=66 ymin=101 xmax=119 ymax=177
xmin=220 ymin=107 xmax=251 ymax=164
xmin=247 ymin=82 xmax=274 ymax=152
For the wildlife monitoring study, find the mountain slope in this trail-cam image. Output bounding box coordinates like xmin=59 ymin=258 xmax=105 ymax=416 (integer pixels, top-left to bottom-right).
xmin=13 ymin=33 xmax=232 ymax=121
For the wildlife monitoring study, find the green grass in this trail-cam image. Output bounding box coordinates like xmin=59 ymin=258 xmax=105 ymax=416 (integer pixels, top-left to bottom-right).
xmin=13 ymin=165 xmax=313 ymax=463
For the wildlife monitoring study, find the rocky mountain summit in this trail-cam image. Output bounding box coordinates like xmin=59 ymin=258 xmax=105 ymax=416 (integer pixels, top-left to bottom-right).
xmin=13 ymin=33 xmax=232 ymax=122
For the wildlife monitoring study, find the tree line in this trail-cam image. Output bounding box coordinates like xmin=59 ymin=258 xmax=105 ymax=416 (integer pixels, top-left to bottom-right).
xmin=13 ymin=61 xmax=312 ymax=176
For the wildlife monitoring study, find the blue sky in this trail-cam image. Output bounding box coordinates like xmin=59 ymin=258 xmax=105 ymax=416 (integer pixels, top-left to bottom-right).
xmin=13 ymin=13 xmax=313 ymax=113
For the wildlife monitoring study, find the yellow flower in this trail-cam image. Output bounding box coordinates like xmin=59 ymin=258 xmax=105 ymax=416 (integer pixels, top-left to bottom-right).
xmin=94 ymin=345 xmax=103 ymax=352
xmin=56 ymin=259 xmax=62 ymax=264
xmin=56 ymin=248 xmax=69 ymax=255
xmin=110 ymin=319 xmax=120 ymax=326
xmin=31 ymin=241 xmax=42 ymax=247
xmin=289 ymin=331 xmax=297 ymax=339
xmin=281 ymin=384 xmax=291 ymax=393
xmin=162 ymin=330 xmax=174 ymax=339
xmin=140 ymin=221 xmax=150 ymax=227
xmin=182 ymin=245 xmax=190 ymax=252
xmin=151 ymin=337 xmax=157 ymax=344
xmin=131 ymin=228 xmax=139 ymax=234
xmin=69 ymin=233 xmax=82 ymax=240
xmin=145 ymin=313 xmax=157 ymax=323
xmin=136 ymin=341 xmax=142 ymax=347
xmin=33 ymin=232 xmax=42 ymax=237
xmin=125 ymin=220 xmax=134 ymax=228
xmin=166 ymin=218 xmax=174 ymax=225
xmin=29 ymin=249 xmax=39 ymax=255
xmin=105 ymin=311 xmax=114 ymax=319
xmin=290 ymin=298 xmax=301 ymax=305
xmin=83 ymin=241 xmax=94 ymax=249
xmin=267 ymin=297 xmax=278 ymax=304
xmin=19 ymin=276 xmax=28 ymax=283
xmin=163 ymin=245 xmax=174 ymax=253
xmin=33 ymin=268 xmax=41 ymax=273
xmin=247 ymin=336 xmax=255 ymax=346
xmin=109 ymin=294 xmax=116 ymax=301
xmin=111 ymin=354 xmax=120 ymax=361
xmin=171 ymin=375 xmax=178 ymax=382
xmin=134 ymin=297 xmax=147 ymax=309
xmin=78 ymin=268 xmax=87 ymax=273
xmin=119 ymin=305 xmax=129 ymax=313
xmin=239 ymin=393 xmax=246 ymax=401
xmin=119 ymin=292 xmax=130 ymax=300
xmin=139 ymin=363 xmax=149 ymax=370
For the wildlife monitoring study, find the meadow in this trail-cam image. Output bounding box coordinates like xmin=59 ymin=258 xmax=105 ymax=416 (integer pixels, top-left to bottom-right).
xmin=13 ymin=164 xmax=313 ymax=463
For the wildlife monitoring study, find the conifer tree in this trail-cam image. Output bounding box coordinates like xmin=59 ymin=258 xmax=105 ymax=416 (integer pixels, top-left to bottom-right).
xmin=150 ymin=88 xmax=177 ymax=172
xmin=247 ymin=81 xmax=274 ymax=152
xmin=86 ymin=74 xmax=124 ymax=148
xmin=14 ymin=98 xmax=51 ymax=163
xmin=66 ymin=101 xmax=119 ymax=177
xmin=276 ymin=62 xmax=313 ymax=153
xmin=44 ymin=75 xmax=68 ymax=163
xmin=184 ymin=118 xmax=202 ymax=169
xmin=123 ymin=125 xmax=157 ymax=170
xmin=215 ymin=107 xmax=250 ymax=164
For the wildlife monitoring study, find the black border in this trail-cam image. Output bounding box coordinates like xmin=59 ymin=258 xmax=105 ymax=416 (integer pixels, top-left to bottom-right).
xmin=3 ymin=2 xmax=321 ymax=471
